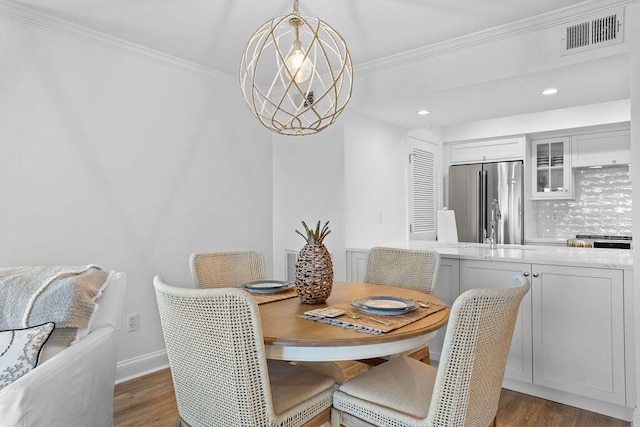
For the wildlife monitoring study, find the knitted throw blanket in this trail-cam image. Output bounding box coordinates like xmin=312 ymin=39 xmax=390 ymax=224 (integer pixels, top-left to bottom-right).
xmin=0 ymin=265 xmax=109 ymax=329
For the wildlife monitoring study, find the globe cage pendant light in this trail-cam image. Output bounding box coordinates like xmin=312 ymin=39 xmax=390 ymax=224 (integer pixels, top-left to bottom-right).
xmin=239 ymin=0 xmax=353 ymax=136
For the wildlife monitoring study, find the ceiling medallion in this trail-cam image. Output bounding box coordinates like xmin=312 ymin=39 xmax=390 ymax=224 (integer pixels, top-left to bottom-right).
xmin=239 ymin=0 xmax=353 ymax=136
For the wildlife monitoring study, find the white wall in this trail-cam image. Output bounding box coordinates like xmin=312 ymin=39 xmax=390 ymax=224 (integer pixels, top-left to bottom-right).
xmin=440 ymin=100 xmax=631 ymax=142
xmin=0 ymin=16 xmax=273 ymax=379
xmin=344 ymin=113 xmax=408 ymax=248
xmin=272 ymin=124 xmax=346 ymax=282
xmin=271 ymin=112 xmax=415 ymax=278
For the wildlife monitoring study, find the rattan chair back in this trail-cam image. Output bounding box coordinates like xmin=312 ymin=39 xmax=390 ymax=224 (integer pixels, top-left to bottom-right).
xmin=331 ymin=276 xmax=530 ymax=427
xmin=190 ymin=250 xmax=266 ymax=289
xmin=154 ymin=277 xmax=334 ymax=427
xmin=364 ymin=247 xmax=441 ymax=294
xmin=427 ymin=276 xmax=530 ymax=426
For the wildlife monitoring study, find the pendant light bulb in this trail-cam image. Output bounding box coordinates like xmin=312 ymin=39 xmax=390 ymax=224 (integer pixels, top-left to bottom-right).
xmin=285 ymin=41 xmax=313 ymax=84
xmin=239 ymin=0 xmax=353 ymax=135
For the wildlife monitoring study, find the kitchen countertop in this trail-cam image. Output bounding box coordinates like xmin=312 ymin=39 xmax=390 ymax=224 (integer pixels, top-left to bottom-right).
xmin=348 ymin=241 xmax=633 ymax=270
xmin=524 ymin=237 xmax=569 ymax=245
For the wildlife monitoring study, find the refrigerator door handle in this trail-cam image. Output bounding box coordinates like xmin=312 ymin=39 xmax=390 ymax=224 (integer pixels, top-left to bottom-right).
xmin=476 ymin=170 xmax=481 ymax=242
xmin=483 ymin=170 xmax=489 ymax=243
xmin=477 ymin=170 xmax=487 ymax=243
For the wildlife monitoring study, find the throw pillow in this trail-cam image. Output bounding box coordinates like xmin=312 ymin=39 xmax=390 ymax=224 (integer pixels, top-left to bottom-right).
xmin=0 ymin=322 xmax=55 ymax=390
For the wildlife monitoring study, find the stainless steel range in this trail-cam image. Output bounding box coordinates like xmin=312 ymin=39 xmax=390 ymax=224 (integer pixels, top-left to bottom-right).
xmin=567 ymin=234 xmax=632 ymax=249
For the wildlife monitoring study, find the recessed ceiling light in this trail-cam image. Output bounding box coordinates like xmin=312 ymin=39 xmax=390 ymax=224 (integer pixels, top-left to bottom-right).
xmin=417 ymin=110 xmax=430 ymax=116
xmin=542 ymin=88 xmax=558 ymax=95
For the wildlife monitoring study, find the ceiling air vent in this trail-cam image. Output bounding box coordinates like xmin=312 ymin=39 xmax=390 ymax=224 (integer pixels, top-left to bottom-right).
xmin=561 ymin=8 xmax=623 ymax=56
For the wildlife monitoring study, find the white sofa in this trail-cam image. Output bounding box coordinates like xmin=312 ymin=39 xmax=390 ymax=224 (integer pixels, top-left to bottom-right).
xmin=0 ymin=269 xmax=126 ymax=427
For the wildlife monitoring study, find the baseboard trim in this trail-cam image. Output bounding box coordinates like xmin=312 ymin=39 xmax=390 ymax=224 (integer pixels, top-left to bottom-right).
xmin=503 ymin=378 xmax=633 ymax=422
xmin=115 ymin=349 xmax=169 ymax=384
xmin=633 ymin=407 xmax=640 ymax=427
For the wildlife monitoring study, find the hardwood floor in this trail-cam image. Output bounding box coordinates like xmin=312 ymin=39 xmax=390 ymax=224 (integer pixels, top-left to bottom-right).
xmin=114 ymin=362 xmax=630 ymax=427
xmin=114 ymin=369 xmax=178 ymax=427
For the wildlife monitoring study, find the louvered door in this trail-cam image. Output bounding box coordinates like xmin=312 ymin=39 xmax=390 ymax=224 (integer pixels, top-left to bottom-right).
xmin=408 ymin=140 xmax=438 ymax=240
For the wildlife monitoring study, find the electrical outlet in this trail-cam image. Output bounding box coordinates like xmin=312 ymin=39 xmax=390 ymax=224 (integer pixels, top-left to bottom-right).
xmin=127 ymin=313 xmax=139 ymax=332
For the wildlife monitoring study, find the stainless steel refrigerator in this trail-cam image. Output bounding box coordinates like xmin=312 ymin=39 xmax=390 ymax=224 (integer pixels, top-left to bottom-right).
xmin=448 ymin=161 xmax=524 ymax=244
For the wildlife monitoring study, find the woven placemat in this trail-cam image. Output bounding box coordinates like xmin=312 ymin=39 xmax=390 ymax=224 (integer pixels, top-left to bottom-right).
xmin=299 ymin=302 xmax=447 ymax=335
xmin=251 ymin=288 xmax=298 ymax=305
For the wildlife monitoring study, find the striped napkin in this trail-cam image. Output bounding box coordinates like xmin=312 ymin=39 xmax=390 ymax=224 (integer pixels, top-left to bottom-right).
xmin=299 ymin=302 xmax=447 ymax=335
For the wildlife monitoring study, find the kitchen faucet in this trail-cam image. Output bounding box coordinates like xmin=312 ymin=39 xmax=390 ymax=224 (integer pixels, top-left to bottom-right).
xmin=485 ymin=198 xmax=501 ymax=249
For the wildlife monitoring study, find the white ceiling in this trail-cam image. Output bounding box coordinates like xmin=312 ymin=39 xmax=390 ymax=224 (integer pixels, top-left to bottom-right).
xmin=360 ymin=53 xmax=630 ymax=129
xmin=9 ymin=0 xmax=632 ymax=129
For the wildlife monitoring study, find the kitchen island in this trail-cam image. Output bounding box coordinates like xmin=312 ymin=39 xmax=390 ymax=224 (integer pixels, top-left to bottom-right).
xmin=346 ymin=242 xmax=634 ymax=422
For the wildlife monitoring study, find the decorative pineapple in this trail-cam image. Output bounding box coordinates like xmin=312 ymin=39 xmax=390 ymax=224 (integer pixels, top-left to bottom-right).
xmin=294 ymin=220 xmax=334 ymax=304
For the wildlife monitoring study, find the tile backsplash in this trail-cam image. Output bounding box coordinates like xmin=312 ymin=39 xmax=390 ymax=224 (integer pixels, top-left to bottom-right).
xmin=536 ymin=165 xmax=632 ymax=238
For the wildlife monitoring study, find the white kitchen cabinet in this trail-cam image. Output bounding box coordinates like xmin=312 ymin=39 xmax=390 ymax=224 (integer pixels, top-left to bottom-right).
xmin=346 ymin=250 xmax=368 ymax=282
xmin=426 ymin=257 xmax=459 ymax=361
xmin=459 ymin=260 xmax=533 ymax=382
xmin=449 ymin=136 xmax=525 ymax=164
xmin=531 ymin=264 xmax=626 ymax=405
xmin=459 ymin=260 xmax=628 ymax=410
xmin=530 ymin=136 xmax=573 ymax=200
xmin=571 ymin=129 xmax=631 ymax=168
xmin=354 ymin=243 xmax=632 ymax=419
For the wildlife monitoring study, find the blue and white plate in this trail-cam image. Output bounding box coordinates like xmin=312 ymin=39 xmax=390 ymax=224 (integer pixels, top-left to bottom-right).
xmin=242 ymin=280 xmax=294 ymax=294
xmin=351 ymin=296 xmax=417 ymax=316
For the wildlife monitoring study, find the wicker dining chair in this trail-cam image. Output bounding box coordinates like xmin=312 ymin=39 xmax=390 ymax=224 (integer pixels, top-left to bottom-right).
xmin=362 ymin=246 xmax=441 ymax=364
xmin=153 ymin=276 xmax=336 ymax=427
xmin=331 ymin=275 xmax=530 ymax=427
xmin=364 ymin=247 xmax=441 ymax=294
xmin=190 ymin=250 xmax=266 ymax=289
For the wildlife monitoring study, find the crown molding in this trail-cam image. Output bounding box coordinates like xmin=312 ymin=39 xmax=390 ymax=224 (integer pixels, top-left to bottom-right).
xmin=1 ymin=0 xmax=638 ymax=81
xmin=0 ymin=0 xmax=237 ymax=82
xmin=355 ymin=0 xmax=640 ymax=75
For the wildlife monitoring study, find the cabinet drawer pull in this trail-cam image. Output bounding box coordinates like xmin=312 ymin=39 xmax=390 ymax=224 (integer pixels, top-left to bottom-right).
xmin=523 ymin=272 xmax=529 ymax=277
xmin=532 ymin=273 xmax=539 ymax=278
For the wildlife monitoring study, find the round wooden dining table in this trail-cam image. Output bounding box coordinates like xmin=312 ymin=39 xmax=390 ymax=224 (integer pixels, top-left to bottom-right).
xmin=258 ymin=281 xmax=450 ymax=362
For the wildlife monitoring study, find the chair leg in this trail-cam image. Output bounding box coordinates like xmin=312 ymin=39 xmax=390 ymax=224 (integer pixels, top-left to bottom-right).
xmin=331 ymin=408 xmax=342 ymax=427
xmin=420 ymin=346 xmax=431 ymax=365
xmin=301 ymin=407 xmax=332 ymax=426
xmin=407 ymin=346 xmax=431 ymax=365
xmin=335 ymin=411 xmax=377 ymax=427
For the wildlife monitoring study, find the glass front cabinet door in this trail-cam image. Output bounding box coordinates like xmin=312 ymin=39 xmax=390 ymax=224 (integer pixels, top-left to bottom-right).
xmin=531 ymin=137 xmax=573 ymax=200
